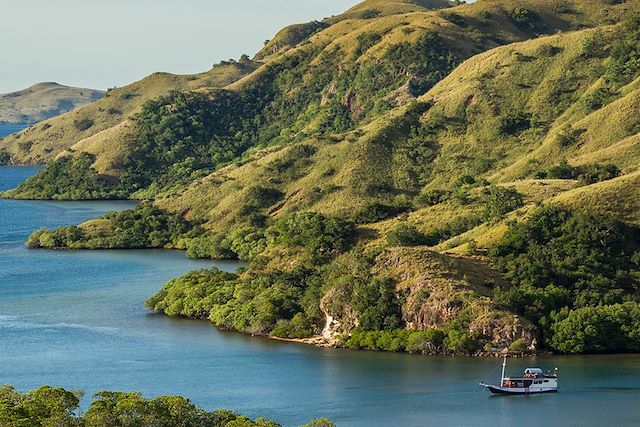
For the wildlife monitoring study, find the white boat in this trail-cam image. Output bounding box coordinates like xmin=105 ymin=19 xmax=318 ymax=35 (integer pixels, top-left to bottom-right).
xmin=480 ymin=357 xmax=558 ymax=395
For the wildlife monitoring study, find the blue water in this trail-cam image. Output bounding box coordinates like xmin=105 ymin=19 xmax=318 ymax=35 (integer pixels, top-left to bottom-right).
xmin=1 ymin=166 xmax=640 ymax=426
xmin=0 ymin=123 xmax=28 ymax=138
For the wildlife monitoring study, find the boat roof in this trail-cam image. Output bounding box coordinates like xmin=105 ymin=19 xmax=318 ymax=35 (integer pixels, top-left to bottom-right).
xmin=524 ymin=368 xmax=544 ymax=373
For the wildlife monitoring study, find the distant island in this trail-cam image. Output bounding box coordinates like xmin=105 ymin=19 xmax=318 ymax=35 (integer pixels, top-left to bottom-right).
xmin=3 ymin=0 xmax=640 ymax=356
xmin=0 ymin=82 xmax=104 ymax=125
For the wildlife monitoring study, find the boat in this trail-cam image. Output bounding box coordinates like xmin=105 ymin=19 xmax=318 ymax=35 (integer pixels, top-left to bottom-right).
xmin=480 ymin=356 xmax=558 ymax=395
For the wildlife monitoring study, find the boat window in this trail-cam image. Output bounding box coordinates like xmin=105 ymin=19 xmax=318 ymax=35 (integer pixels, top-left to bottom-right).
xmin=544 ymin=380 xmax=549 ymax=383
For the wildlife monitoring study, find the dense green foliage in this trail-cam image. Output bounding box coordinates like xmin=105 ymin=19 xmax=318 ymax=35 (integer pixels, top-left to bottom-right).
xmin=121 ymin=91 xmax=250 ymax=196
xmin=0 ymin=385 xmax=328 ymax=426
xmin=186 ymin=227 xmax=266 ymax=261
xmin=491 ymin=206 xmax=640 ymax=351
xmin=498 ymin=111 xmax=533 ymax=136
xmin=352 ymin=202 xmax=410 ymax=224
xmin=2 ymin=153 xmax=125 ymax=200
xmin=0 ymin=150 xmax=10 ymax=165
xmin=343 ymin=323 xmax=481 ymax=354
xmin=535 ymin=160 xmax=621 ymax=184
xmin=147 ymin=211 xmax=356 ymax=336
xmin=27 ymin=204 xmax=197 ymax=249
xmin=550 ymin=303 xmax=640 ymax=353
xmin=491 ymin=206 xmax=640 ymax=308
xmin=604 ymin=14 xmax=640 ymax=85
xmin=422 ymin=214 xmax=483 ymax=246
xmin=386 ymin=223 xmax=429 ymax=247
xmin=146 ymin=267 xmax=323 ymax=337
xmin=268 ymin=212 xmax=356 ymax=263
xmin=481 ymin=186 xmax=524 ymax=221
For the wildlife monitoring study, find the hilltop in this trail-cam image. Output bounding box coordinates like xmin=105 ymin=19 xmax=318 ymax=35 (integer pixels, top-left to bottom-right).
xmin=7 ymin=0 xmax=640 ymax=355
xmin=0 ymin=82 xmax=104 ymax=125
xmin=0 ymin=60 xmax=258 ymax=165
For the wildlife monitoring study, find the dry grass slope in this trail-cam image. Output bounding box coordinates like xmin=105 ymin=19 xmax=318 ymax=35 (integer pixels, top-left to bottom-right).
xmin=0 ymin=82 xmax=103 ymax=124
xmin=0 ymin=62 xmax=258 ymax=164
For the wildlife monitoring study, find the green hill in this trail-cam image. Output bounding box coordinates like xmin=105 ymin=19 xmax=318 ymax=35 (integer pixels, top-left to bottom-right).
xmin=7 ymin=0 xmax=640 ymax=355
xmin=0 ymin=82 xmax=103 ymax=124
xmin=0 ymin=60 xmax=258 ymax=166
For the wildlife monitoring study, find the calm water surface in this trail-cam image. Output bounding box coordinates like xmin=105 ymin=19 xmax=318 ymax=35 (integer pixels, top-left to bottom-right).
xmin=1 ymin=166 xmax=640 ymax=426
xmin=0 ymin=123 xmax=28 ymax=138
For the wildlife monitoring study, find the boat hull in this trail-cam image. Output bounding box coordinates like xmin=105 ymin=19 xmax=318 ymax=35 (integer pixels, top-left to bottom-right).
xmin=484 ymin=385 xmax=558 ymax=395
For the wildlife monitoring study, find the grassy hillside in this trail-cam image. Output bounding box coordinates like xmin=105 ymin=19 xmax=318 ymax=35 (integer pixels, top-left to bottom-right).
xmin=11 ymin=0 xmax=640 ymax=355
xmin=4 ymin=0 xmax=632 ymax=196
xmin=0 ymin=60 xmax=258 ymax=165
xmin=0 ymin=82 xmax=103 ymax=124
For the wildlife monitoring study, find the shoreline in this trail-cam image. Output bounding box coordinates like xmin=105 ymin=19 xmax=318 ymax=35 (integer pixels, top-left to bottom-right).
xmin=268 ymin=333 xmax=547 ymax=357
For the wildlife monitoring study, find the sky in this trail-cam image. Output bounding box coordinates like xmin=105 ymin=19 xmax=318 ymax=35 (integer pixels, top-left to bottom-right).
xmin=0 ymin=0 xmax=361 ymax=93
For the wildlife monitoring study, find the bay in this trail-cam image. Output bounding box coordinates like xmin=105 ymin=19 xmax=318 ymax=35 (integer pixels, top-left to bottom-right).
xmin=0 ymin=123 xmax=28 ymax=138
xmin=1 ymin=166 xmax=640 ymax=426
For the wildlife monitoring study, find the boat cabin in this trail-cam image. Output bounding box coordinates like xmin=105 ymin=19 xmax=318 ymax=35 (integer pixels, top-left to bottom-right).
xmin=502 ymin=367 xmax=557 ymax=388
xmin=481 ymin=358 xmax=558 ymax=395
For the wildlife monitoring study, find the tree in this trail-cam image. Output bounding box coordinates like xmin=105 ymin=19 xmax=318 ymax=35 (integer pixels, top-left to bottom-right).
xmin=386 ymin=223 xmax=428 ymax=247
xmin=481 ymin=186 xmax=524 ymax=221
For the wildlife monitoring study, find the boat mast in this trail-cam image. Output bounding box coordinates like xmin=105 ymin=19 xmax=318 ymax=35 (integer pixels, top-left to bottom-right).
xmin=501 ymin=356 xmax=507 ymax=386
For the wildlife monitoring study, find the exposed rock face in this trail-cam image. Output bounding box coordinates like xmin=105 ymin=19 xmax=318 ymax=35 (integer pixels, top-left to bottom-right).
xmin=320 ymin=286 xmax=357 ymax=338
xmin=320 ymin=247 xmax=538 ymax=352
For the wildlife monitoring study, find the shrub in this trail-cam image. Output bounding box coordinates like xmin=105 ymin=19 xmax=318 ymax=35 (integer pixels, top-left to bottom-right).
xmin=0 ymin=151 xmax=10 ymax=165
xmin=270 ymin=212 xmax=356 ymax=261
xmin=244 ymin=186 xmax=284 ymax=208
xmin=354 ymin=32 xmax=382 ymax=57
xmin=481 ymin=186 xmax=524 ymax=221
xmin=406 ymin=329 xmax=446 ymax=353
xmin=537 ymin=44 xmax=563 ymax=57
xmin=454 ymin=175 xmax=476 ymax=187
xmin=186 ymin=233 xmax=235 ymax=259
xmin=422 ymin=214 xmax=483 ymax=245
xmin=583 ymin=86 xmax=616 ymax=111
xmin=579 ymin=30 xmax=607 ymax=59
xmin=498 ymin=111 xmax=532 ymax=135
xmin=302 ymin=419 xmax=336 ymax=427
xmin=353 ymin=277 xmax=402 ymax=331
xmin=386 ymin=223 xmax=428 ymax=247
xmin=28 ymin=204 xmax=197 ymax=250
xmin=271 ymin=313 xmax=316 ymax=338
xmin=577 ymin=163 xmax=621 ymax=184
xmin=416 ymin=188 xmax=450 ymax=206
xmin=556 ymin=125 xmax=585 ymax=147
xmin=493 ymin=284 xmax=570 ymax=324
xmin=73 ymin=118 xmax=94 ymax=131
xmin=508 ymin=7 xmax=542 ymax=32
xmin=444 ymin=326 xmax=479 ymax=353
xmin=535 ymin=160 xmax=620 ymax=184
xmin=351 ymin=202 xmax=410 ymax=224
xmin=509 ymin=338 xmax=528 ymax=353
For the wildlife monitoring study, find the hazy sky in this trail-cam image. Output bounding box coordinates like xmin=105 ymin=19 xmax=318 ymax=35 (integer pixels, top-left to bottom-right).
xmin=1 ymin=0 xmax=361 ymax=93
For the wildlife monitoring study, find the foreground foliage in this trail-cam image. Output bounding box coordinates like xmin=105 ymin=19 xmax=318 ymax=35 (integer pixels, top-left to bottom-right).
xmin=0 ymin=385 xmax=334 ymax=427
